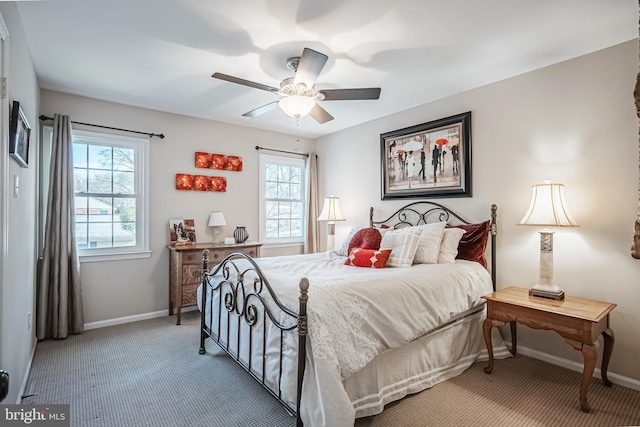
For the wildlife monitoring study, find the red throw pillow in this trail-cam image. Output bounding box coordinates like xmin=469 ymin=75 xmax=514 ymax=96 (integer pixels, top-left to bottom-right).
xmin=447 ymin=221 xmax=490 ymax=268
xmin=347 ymin=228 xmax=382 ymax=257
xmin=345 ymin=248 xmax=392 ymax=268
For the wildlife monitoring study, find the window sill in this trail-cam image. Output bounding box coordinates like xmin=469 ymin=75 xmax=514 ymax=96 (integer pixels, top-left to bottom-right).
xmin=260 ymin=242 xmax=304 ymax=249
xmin=79 ymin=250 xmax=152 ymax=263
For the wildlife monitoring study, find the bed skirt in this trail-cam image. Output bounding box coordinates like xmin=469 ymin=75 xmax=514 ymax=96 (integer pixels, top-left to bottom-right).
xmin=346 ymin=308 xmax=511 ymax=419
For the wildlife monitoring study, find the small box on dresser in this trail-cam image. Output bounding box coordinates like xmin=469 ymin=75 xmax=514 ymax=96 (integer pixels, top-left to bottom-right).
xmin=167 ymin=241 xmax=262 ymax=325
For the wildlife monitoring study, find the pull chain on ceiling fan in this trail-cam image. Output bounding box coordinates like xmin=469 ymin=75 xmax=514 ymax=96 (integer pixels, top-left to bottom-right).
xmin=212 ymin=48 xmax=381 ymax=124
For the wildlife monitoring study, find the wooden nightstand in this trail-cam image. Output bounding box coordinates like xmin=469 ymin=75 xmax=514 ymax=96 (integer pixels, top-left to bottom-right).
xmin=482 ymin=286 xmax=616 ymax=413
xmin=167 ymin=242 xmax=262 ymax=325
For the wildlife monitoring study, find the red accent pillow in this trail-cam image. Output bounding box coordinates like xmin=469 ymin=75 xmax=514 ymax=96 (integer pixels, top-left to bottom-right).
xmin=448 ymin=221 xmax=490 ymax=268
xmin=345 ymin=248 xmax=392 ymax=268
xmin=347 ymin=228 xmax=382 ymax=257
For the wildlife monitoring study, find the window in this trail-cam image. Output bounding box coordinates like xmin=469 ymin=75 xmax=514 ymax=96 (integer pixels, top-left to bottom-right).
xmin=259 ymin=154 xmax=306 ymax=245
xmin=72 ymin=130 xmax=150 ymax=261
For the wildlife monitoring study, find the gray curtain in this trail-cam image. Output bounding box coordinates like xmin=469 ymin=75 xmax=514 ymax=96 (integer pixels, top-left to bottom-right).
xmin=37 ymin=114 xmax=84 ymax=339
xmin=305 ymin=153 xmax=321 ymax=253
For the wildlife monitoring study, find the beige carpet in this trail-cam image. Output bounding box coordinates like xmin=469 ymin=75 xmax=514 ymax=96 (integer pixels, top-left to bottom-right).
xmin=24 ymin=311 xmax=640 ymax=426
xmin=355 ymin=354 xmax=640 ymax=427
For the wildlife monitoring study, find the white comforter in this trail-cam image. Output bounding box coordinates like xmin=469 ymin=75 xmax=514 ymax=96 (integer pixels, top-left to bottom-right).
xmin=198 ymin=251 xmax=494 ymax=427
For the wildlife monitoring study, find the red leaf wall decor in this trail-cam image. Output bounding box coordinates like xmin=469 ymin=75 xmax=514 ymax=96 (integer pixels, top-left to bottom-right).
xmin=195 ymin=151 xmax=243 ymax=172
xmin=175 ymin=174 xmax=226 ymax=192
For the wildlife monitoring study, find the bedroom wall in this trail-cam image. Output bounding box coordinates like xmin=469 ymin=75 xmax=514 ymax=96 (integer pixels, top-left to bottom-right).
xmin=39 ymin=90 xmax=312 ymax=325
xmin=315 ymin=40 xmax=640 ymax=383
xmin=0 ymin=3 xmax=40 ymax=404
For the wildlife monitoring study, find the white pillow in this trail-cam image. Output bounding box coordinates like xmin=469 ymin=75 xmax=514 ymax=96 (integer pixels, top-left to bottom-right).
xmin=336 ymin=228 xmax=358 ymax=256
xmin=437 ymin=228 xmax=466 ymax=264
xmin=380 ymin=228 xmax=421 ymax=268
xmin=412 ymin=222 xmax=447 ymax=264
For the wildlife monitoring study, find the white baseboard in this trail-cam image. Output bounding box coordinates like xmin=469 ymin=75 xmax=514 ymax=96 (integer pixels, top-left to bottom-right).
xmin=83 ymin=307 xmax=198 ymax=330
xmin=18 ymin=337 xmax=37 ymax=403
xmin=506 ymin=341 xmax=640 ymax=392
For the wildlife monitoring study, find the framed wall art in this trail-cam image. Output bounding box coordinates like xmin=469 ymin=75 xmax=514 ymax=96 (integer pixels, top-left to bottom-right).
xmin=9 ymin=101 xmax=31 ymax=168
xmin=380 ymin=111 xmax=471 ymax=200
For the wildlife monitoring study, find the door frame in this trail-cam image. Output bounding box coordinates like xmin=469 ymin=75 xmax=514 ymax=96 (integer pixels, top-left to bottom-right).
xmin=0 ymin=10 xmax=10 ymax=381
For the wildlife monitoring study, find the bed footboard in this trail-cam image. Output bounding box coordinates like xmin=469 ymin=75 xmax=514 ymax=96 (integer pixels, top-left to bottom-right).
xmin=198 ymin=249 xmax=307 ymax=427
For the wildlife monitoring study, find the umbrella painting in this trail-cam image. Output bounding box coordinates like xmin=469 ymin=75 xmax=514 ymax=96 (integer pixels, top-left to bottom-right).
xmin=380 ymin=111 xmax=472 ymax=199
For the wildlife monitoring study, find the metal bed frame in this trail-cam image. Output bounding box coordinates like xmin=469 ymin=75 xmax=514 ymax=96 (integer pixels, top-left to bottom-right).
xmin=198 ymin=202 xmax=498 ymax=426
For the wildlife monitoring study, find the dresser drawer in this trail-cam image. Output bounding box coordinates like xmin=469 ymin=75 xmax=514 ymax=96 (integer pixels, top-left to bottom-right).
xmin=227 ymin=246 xmax=259 ymax=258
xmin=182 ymin=251 xmax=205 ymax=264
xmin=182 ymin=264 xmax=202 ymax=285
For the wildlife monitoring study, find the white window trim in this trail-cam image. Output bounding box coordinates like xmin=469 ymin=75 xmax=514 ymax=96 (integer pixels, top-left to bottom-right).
xmin=259 ymin=153 xmax=306 ymax=245
xmin=72 ymin=130 xmax=151 ymax=262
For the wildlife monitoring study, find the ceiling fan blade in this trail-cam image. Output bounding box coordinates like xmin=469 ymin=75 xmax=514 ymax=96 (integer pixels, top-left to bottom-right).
xmin=308 ymin=103 xmax=334 ymax=124
xmin=320 ymin=88 xmax=381 ymax=101
xmin=212 ymin=72 xmax=278 ymax=92
xmin=293 ymin=48 xmax=328 ymax=90
xmin=242 ymin=101 xmax=280 ymax=118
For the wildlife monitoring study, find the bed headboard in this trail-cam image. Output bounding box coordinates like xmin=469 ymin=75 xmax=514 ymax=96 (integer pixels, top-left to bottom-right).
xmin=369 ymin=202 xmax=497 ymax=290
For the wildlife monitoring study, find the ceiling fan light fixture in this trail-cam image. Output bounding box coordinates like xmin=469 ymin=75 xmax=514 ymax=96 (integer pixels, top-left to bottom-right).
xmin=278 ymin=95 xmax=315 ymax=118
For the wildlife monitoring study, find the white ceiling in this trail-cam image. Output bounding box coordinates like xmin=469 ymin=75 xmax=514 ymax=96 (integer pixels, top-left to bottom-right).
xmin=15 ymin=0 xmax=637 ymax=139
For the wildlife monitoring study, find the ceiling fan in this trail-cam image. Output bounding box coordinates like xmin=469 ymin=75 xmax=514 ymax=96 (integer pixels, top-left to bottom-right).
xmin=212 ymin=48 xmax=381 ymax=124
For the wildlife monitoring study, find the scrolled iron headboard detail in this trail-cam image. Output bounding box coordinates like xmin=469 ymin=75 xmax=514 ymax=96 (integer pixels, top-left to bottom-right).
xmin=369 ymin=202 xmax=498 ymax=290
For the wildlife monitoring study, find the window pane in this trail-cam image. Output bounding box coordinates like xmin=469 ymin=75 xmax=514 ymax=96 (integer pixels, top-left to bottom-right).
xmin=291 ymin=182 xmax=301 ymax=200
xmin=265 ymin=201 xmax=278 ymax=220
xmin=88 ymin=170 xmax=112 ymax=193
xmin=278 ymin=182 xmax=291 ymax=199
xmin=89 ymin=145 xmax=112 ymax=170
xmin=88 ymin=222 xmax=113 ymax=248
xmin=278 ymin=220 xmax=291 ymax=237
xmin=266 ymin=164 xmax=278 ymax=181
xmin=74 ymin=196 xmax=88 ymax=223
xmin=89 ymin=197 xmax=113 ymax=222
xmin=114 ymin=221 xmax=136 ymax=247
xmin=112 ymin=147 xmax=135 ymax=171
xmin=74 ymin=168 xmax=88 ymax=193
xmin=265 ymin=219 xmax=278 ymax=238
xmin=113 ymin=171 xmax=134 ymax=194
xmin=291 ymin=220 xmax=303 ymax=237
xmin=73 ymin=143 xmax=87 ymax=168
xmin=291 ymin=202 xmax=303 ymax=218
xmin=75 ymin=222 xmax=88 ymax=246
xmin=278 ymin=202 xmax=291 ymax=218
xmin=265 ymin=181 xmax=278 ymax=199
xmin=290 ymin=167 xmax=300 ymax=183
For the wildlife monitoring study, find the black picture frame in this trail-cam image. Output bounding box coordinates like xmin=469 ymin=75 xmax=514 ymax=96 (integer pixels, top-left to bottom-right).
xmin=9 ymin=100 xmax=31 ymax=168
xmin=380 ymin=111 xmax=471 ymax=200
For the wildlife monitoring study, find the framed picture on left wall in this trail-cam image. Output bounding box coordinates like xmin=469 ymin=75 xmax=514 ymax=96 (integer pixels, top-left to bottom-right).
xmin=9 ymin=100 xmax=31 ymax=168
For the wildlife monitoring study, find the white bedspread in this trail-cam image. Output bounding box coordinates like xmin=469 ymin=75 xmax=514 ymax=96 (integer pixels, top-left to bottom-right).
xmin=199 ymin=251 xmax=495 ymax=427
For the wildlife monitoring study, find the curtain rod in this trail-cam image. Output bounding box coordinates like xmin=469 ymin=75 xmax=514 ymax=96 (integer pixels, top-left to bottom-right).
xmin=255 ymin=145 xmax=309 ymax=158
xmin=39 ymin=115 xmax=165 ymax=139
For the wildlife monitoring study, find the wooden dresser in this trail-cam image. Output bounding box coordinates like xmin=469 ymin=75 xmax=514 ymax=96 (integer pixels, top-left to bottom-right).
xmin=167 ymin=242 xmax=262 ymax=325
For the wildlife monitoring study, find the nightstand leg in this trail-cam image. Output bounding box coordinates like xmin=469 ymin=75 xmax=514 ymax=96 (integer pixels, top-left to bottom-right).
xmin=176 ymin=307 xmax=182 ymax=325
xmin=601 ymin=327 xmax=615 ymax=387
xmin=566 ymin=339 xmax=597 ymax=413
xmin=509 ymin=321 xmax=517 ymax=355
xmin=483 ymin=318 xmax=494 ymax=374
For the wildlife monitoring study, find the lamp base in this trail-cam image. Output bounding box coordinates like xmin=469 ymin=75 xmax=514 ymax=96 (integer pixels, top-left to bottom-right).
xmin=529 ymin=288 xmax=565 ymax=300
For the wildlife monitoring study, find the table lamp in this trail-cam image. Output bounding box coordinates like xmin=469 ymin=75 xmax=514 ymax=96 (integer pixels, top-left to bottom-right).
xmin=208 ymin=211 xmax=226 ymax=243
xmin=518 ymin=181 xmax=578 ymax=300
xmin=317 ymin=196 xmax=346 ymax=251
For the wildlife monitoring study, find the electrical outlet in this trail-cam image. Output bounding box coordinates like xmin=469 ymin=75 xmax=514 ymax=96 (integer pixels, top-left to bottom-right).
xmin=27 ymin=311 xmax=32 ymax=330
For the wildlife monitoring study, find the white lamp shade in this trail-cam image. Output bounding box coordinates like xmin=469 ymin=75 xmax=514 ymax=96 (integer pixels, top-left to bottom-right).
xmin=278 ymin=95 xmax=315 ymax=118
xmin=317 ymin=196 xmax=346 ymax=222
xmin=519 ymin=182 xmax=577 ymax=227
xmin=208 ymin=211 xmax=227 ymax=227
